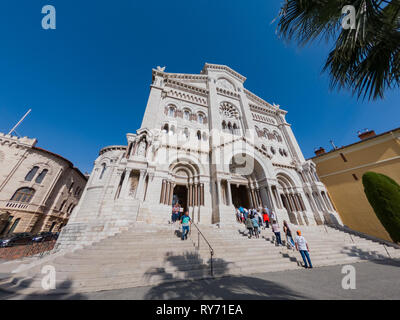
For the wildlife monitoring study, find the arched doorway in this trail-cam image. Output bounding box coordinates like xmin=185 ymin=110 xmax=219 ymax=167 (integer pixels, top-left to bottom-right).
xmin=230 ymin=184 xmax=251 ymax=208
xmin=276 ymin=174 xmax=300 ymax=225
xmin=160 ymin=160 xmax=203 ymax=222
xmin=173 ymin=185 xmax=188 ymax=212
xmin=228 ymin=153 xmax=268 ymax=209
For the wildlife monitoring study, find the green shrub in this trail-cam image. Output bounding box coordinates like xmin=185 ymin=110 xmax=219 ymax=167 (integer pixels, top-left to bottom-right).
xmin=362 ymin=172 xmax=400 ymax=243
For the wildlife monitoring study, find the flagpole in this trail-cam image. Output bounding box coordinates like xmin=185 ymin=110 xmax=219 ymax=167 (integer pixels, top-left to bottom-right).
xmin=8 ymin=109 xmax=31 ymax=135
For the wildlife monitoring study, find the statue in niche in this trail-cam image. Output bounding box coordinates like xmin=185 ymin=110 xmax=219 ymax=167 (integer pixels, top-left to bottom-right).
xmin=136 ymin=139 xmax=147 ymax=157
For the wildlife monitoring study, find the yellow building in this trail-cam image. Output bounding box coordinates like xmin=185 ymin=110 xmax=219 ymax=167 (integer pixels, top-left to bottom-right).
xmin=311 ymin=127 xmax=400 ymax=242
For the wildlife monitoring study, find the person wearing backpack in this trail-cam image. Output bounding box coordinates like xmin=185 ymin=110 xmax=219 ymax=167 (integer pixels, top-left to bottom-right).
xmin=180 ymin=211 xmax=192 ymax=241
xmin=251 ymin=215 xmax=260 ymax=238
xmin=245 ymin=216 xmax=254 ymax=239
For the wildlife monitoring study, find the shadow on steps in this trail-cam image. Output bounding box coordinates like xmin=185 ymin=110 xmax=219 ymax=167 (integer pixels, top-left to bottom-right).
xmin=0 ymin=278 xmax=87 ymax=300
xmin=143 ymin=251 xmax=307 ymax=300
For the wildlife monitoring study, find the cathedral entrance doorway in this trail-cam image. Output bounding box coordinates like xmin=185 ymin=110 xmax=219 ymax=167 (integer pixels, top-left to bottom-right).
xmin=230 ymin=184 xmax=250 ymax=209
xmin=229 ymin=153 xmax=268 ymax=210
xmin=172 ymin=185 xmax=188 ymax=213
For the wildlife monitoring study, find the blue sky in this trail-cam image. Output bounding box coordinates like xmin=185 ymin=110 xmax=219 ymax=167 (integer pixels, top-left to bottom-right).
xmin=0 ymin=0 xmax=398 ymax=173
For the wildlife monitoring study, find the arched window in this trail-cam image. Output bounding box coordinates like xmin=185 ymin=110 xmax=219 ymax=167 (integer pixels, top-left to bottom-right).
xmin=202 ymin=132 xmax=208 ymax=141
xmin=263 ymin=129 xmax=269 ymax=139
xmin=233 ymin=123 xmax=238 ymax=135
xmin=198 ymin=113 xmax=204 ymax=124
xmin=25 ymin=166 xmax=39 ymax=181
xmin=67 ymin=203 xmax=74 ymax=214
xmin=75 ymin=187 xmax=81 ymax=196
xmin=68 ymin=182 xmax=74 ymax=193
xmin=162 ymin=123 xmax=169 ymax=134
xmin=99 ymin=163 xmax=106 ymax=180
xmin=183 ymin=110 xmax=191 ymax=121
xmin=196 ymin=131 xmax=201 ymax=140
xmin=169 ymin=125 xmax=175 ymax=135
xmin=228 ymin=122 xmax=233 ymax=134
xmin=168 ymin=106 xmax=175 ymax=117
xmin=99 ymin=164 xmax=106 ymax=180
xmin=8 ymin=218 xmax=20 ymax=234
xmin=222 ymin=121 xmax=227 ymax=131
xmin=59 ymin=200 xmax=67 ymax=212
xmin=11 ymin=187 xmax=35 ymax=203
xmin=68 ymin=204 xmax=75 ymax=214
xmin=35 ymin=169 xmax=48 ymax=184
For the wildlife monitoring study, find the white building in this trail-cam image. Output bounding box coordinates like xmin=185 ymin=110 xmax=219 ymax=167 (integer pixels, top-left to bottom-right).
xmin=57 ymin=64 xmax=342 ymax=249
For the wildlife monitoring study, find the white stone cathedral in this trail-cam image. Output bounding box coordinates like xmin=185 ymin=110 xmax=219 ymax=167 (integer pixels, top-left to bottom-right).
xmin=57 ymin=64 xmax=342 ymax=249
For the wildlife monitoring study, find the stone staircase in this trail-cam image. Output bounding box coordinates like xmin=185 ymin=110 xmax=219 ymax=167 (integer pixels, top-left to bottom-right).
xmin=0 ymin=222 xmax=399 ymax=296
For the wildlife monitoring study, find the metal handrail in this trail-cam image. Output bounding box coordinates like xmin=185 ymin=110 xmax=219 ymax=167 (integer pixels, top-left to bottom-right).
xmin=191 ymin=222 xmax=214 ymax=277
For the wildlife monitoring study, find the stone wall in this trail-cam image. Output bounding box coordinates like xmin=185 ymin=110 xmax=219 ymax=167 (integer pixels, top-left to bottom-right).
xmin=0 ymin=240 xmax=56 ymax=260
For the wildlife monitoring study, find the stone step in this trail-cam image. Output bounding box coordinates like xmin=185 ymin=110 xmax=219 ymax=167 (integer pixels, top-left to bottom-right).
xmin=3 ymin=222 xmax=399 ymax=296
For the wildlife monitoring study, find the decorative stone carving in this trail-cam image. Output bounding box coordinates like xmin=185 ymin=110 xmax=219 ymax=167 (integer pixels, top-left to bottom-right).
xmin=136 ymin=140 xmax=147 ymax=157
xmin=219 ymin=102 xmax=239 ymax=119
xmin=216 ymin=78 xmax=236 ymax=92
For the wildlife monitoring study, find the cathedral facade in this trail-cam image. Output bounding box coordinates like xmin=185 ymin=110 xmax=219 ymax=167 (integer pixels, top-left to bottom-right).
xmin=57 ymin=64 xmax=342 ymax=250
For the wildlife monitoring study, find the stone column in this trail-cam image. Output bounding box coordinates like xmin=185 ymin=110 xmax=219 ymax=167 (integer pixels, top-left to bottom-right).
xmin=259 ymin=187 xmax=269 ymax=208
xmin=136 ymin=170 xmax=147 ymax=201
xmin=297 ymin=194 xmax=305 ymax=211
xmin=168 ymin=183 xmax=175 ymax=206
xmin=247 ymin=186 xmax=254 ymax=208
xmin=226 ymin=181 xmax=232 ymax=206
xmin=164 ymin=181 xmax=170 ymax=205
xmin=250 ymin=188 xmax=257 ymax=208
xmin=256 ymin=189 xmax=262 ymax=207
xmin=120 ymin=169 xmax=132 ymax=199
xmin=200 ymin=184 xmax=204 ymax=206
xmin=292 ymin=194 xmax=301 ymax=212
xmin=271 ymin=186 xmax=282 ymax=209
xmin=216 ymin=180 xmax=223 ymax=206
xmin=192 ymin=184 xmax=196 ymax=207
xmin=159 ymin=180 xmax=166 ymax=204
xmin=265 ymin=186 xmax=275 ymax=210
xmin=289 ymin=194 xmax=297 ymax=212
xmin=194 ymin=184 xmax=199 ymax=207
xmin=189 ymin=183 xmax=194 ymax=207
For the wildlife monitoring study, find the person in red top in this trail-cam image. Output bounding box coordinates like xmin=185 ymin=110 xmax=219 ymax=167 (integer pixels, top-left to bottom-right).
xmin=262 ymin=208 xmax=270 ymax=229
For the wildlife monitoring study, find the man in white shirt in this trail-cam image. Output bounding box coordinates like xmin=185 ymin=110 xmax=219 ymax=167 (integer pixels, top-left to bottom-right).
xmin=295 ymin=230 xmax=313 ymax=269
